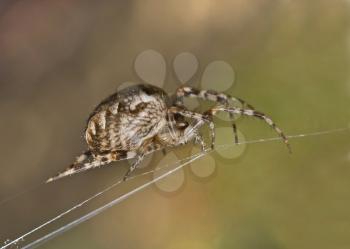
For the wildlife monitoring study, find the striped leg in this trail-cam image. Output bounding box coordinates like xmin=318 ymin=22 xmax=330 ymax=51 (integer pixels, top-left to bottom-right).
xmin=46 ymin=150 xmax=132 ymax=183
xmin=209 ymin=107 xmax=291 ymax=153
xmin=175 ymin=86 xmax=255 ymax=108
xmin=175 ymin=86 xmax=255 ymax=144
xmin=123 ymin=153 xmax=145 ymax=181
xmin=46 ymin=150 xmax=92 ymax=183
xmin=194 ymin=132 xmax=206 ymax=152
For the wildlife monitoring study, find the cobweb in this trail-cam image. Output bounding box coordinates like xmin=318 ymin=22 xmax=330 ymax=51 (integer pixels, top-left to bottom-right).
xmin=1 ymin=126 xmax=349 ymax=249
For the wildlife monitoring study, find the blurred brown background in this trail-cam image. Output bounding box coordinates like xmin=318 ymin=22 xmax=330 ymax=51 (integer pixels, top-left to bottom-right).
xmin=1 ymin=0 xmax=350 ymax=248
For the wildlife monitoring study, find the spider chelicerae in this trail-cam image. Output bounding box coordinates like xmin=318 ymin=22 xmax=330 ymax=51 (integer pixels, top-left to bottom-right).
xmin=46 ymin=84 xmax=290 ymax=183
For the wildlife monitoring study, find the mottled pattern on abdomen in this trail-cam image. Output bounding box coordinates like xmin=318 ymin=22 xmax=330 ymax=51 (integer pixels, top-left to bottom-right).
xmin=85 ymin=86 xmax=168 ymax=154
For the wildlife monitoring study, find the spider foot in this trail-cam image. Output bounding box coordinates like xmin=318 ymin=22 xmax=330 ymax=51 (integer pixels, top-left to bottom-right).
xmin=123 ymin=172 xmax=130 ymax=182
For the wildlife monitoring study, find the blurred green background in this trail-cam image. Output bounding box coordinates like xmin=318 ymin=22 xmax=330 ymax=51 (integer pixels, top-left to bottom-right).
xmin=1 ymin=0 xmax=350 ymax=248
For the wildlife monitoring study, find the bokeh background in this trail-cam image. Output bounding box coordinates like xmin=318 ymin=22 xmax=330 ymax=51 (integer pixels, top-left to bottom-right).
xmin=1 ymin=0 xmax=350 ymax=248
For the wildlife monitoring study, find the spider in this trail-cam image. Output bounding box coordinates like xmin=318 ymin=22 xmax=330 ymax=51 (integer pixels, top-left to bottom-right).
xmin=46 ymin=84 xmax=290 ymax=183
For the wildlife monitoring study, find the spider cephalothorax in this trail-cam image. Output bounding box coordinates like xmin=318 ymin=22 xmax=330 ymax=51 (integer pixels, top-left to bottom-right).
xmin=47 ymin=84 xmax=290 ymax=183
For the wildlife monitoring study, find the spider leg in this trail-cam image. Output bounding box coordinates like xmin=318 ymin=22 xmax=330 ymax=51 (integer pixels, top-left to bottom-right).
xmin=175 ymin=86 xmax=255 ymax=145
xmin=123 ymin=138 xmax=165 ymax=181
xmin=232 ymin=122 xmax=238 ymax=144
xmin=229 ymin=98 xmax=256 ymax=144
xmin=194 ymin=132 xmax=206 ymax=152
xmin=175 ymin=86 xmax=255 ymax=109
xmin=46 ymin=150 xmax=91 ymax=183
xmin=123 ymin=153 xmax=145 ymax=181
xmin=209 ymin=106 xmax=291 ymax=153
xmin=46 ymin=150 xmax=132 ymax=183
xmin=169 ymin=106 xmax=216 ymax=149
xmin=183 ymin=120 xmax=211 ymax=150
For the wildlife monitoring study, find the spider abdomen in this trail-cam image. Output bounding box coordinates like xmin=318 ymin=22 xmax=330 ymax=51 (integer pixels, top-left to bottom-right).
xmin=85 ymin=84 xmax=169 ymax=155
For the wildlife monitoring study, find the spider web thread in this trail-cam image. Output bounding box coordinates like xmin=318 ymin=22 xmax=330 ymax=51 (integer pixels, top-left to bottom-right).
xmin=1 ymin=127 xmax=349 ymax=249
